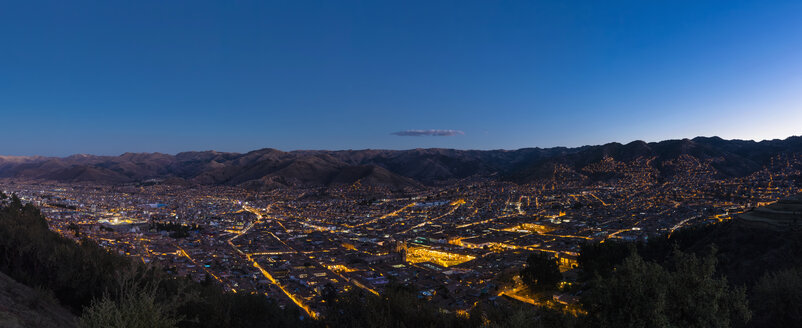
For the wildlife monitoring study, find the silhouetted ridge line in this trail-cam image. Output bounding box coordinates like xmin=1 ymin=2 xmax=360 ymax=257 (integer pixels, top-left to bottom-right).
xmin=1 ymin=135 xmax=800 ymax=190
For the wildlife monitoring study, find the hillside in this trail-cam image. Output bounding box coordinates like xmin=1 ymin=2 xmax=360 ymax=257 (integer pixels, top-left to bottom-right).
xmin=1 ymin=136 xmax=801 ymax=190
xmin=0 ymin=271 xmax=77 ymax=328
xmin=577 ymin=194 xmax=802 ymax=327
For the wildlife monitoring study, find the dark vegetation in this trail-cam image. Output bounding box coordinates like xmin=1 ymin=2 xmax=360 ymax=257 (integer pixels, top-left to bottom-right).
xmin=577 ymin=220 xmax=802 ymax=327
xmin=581 ymin=249 xmax=750 ymax=328
xmin=150 ymin=221 xmax=199 ymax=238
xmin=323 ymin=284 xmax=466 ymax=328
xmin=322 ymin=283 xmax=577 ymax=328
xmin=520 ymin=252 xmax=562 ymax=292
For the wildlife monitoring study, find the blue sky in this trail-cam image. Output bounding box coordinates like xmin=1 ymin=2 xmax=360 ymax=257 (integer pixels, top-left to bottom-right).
xmin=1 ymin=0 xmax=801 ymax=156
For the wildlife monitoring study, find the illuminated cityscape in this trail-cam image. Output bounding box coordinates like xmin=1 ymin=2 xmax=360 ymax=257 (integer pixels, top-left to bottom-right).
xmin=3 ymin=151 xmax=799 ymax=317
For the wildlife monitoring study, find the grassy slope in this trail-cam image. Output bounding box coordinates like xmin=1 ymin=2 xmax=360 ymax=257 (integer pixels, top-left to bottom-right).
xmin=0 ymin=271 xmax=77 ymax=328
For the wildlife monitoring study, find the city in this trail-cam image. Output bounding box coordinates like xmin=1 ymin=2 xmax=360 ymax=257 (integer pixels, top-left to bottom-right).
xmin=4 ymin=152 xmax=799 ymax=318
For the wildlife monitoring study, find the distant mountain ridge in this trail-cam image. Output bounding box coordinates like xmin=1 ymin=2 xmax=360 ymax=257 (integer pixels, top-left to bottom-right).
xmin=1 ymin=136 xmax=801 ymax=190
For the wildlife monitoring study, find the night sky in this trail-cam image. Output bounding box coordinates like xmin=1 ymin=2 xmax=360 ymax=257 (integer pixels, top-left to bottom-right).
xmin=1 ymin=0 xmax=801 ymax=156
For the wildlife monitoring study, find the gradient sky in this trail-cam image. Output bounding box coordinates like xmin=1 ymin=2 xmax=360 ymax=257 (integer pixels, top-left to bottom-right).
xmin=2 ymin=0 xmax=801 ymax=156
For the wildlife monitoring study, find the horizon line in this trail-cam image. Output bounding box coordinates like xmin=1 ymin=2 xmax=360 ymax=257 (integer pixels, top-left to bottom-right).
xmin=2 ymin=134 xmax=800 ymax=158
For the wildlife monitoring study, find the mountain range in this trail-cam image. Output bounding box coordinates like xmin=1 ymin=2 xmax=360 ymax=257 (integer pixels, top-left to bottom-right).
xmin=1 ymin=136 xmax=801 ymax=190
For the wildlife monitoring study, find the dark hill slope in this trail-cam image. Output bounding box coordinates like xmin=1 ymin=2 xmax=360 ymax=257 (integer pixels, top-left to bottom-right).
xmin=582 ymin=200 xmax=802 ymax=287
xmin=671 ymin=219 xmax=802 ymax=286
xmin=0 ymin=271 xmax=77 ymax=328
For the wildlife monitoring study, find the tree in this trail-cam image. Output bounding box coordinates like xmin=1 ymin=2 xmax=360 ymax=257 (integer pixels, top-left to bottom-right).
xmin=10 ymin=193 xmax=22 ymax=208
xmin=68 ymin=222 xmax=81 ymax=237
xmin=582 ymin=252 xmax=670 ymax=328
xmin=577 ymin=240 xmax=632 ymax=280
xmin=324 ymin=284 xmax=467 ymax=328
xmin=79 ymin=270 xmax=180 ymax=328
xmin=582 ymin=250 xmax=751 ymax=328
xmin=520 ymin=252 xmax=562 ymax=292
xmin=321 ymin=282 xmax=337 ymax=304
xmin=79 ymin=289 xmax=178 ymax=328
xmin=468 ymin=301 xmax=578 ymax=328
xmin=663 ymin=248 xmax=750 ymax=328
xmin=751 ymin=266 xmax=802 ymax=327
